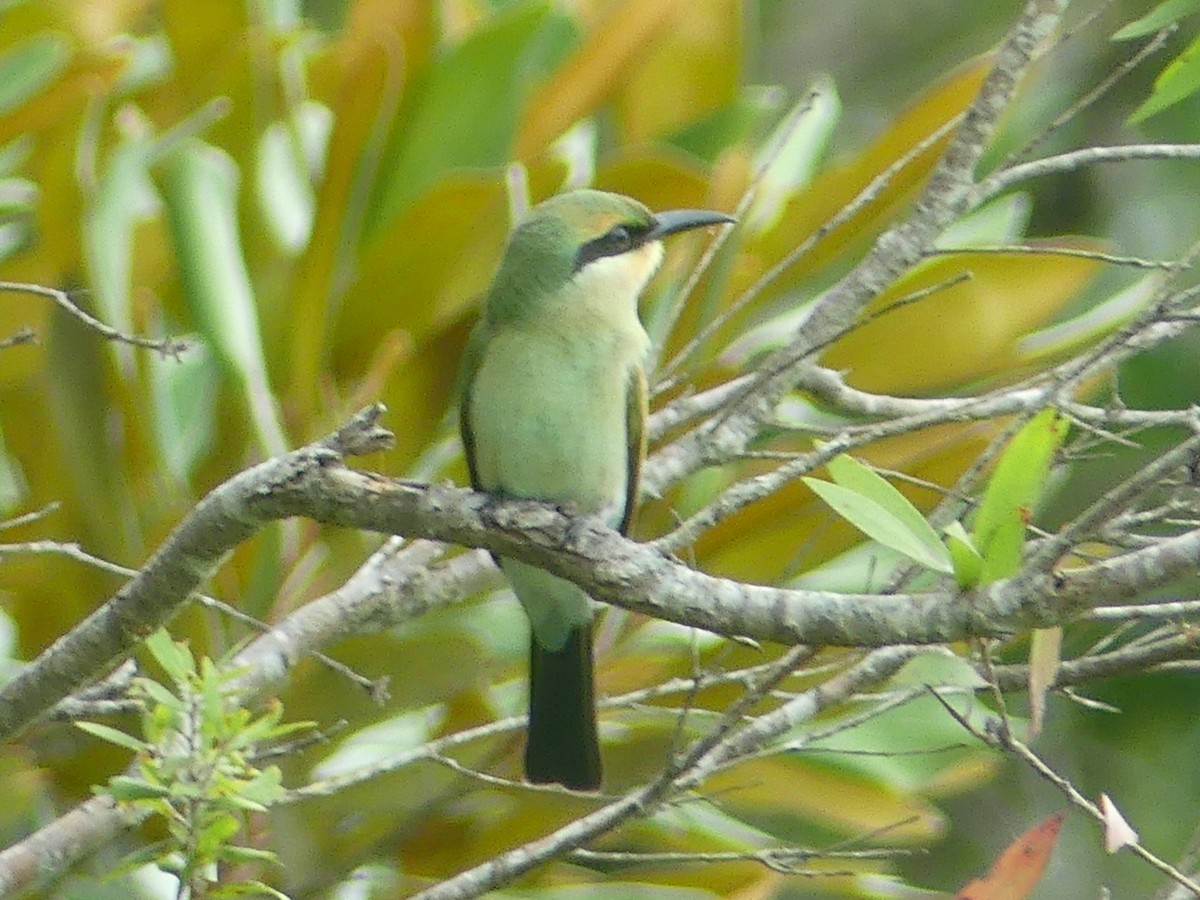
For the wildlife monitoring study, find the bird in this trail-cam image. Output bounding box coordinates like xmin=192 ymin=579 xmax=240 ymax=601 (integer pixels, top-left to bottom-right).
xmin=459 ymin=188 xmax=734 ymax=790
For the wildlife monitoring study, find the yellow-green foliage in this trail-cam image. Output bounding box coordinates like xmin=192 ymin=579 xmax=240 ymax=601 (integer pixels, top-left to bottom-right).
xmin=0 ymin=1 xmax=1131 ymax=895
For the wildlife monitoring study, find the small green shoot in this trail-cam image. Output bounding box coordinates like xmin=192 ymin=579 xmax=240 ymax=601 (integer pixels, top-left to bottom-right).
xmin=77 ymin=630 xmax=313 ymax=899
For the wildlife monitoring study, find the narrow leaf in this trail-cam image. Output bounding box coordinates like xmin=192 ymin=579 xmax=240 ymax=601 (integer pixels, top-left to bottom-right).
xmin=144 ymin=629 xmax=196 ymax=684
xmin=216 ymin=845 xmax=279 ymax=865
xmin=944 ymin=520 xmax=984 ymax=590
xmin=76 ymin=721 xmax=148 ymax=753
xmin=1112 ymin=0 xmax=1200 ymax=40
xmin=210 ymin=880 xmax=290 ymax=900
xmin=158 ymin=139 xmax=288 ymax=456
xmin=1028 ymin=626 xmax=1062 ymax=737
xmin=133 ymin=676 xmax=182 ymax=711
xmin=148 ymin=336 xmax=218 ymax=487
xmin=973 ymin=409 xmax=1069 ymax=584
xmin=107 ymin=775 xmax=172 ymax=801
xmin=0 ymin=34 xmax=71 ymax=114
xmin=1129 ymin=31 xmax=1200 ymax=122
xmin=827 ymin=454 xmax=949 ymax=564
xmin=804 ymin=476 xmax=954 ymax=574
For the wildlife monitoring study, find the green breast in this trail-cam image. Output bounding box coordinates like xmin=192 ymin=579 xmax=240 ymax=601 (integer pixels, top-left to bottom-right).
xmin=468 ymin=323 xmax=638 ymax=521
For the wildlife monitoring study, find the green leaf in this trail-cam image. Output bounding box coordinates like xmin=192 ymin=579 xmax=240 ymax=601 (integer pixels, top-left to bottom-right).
xmin=216 ymin=845 xmax=279 ymax=865
xmin=82 ymin=138 xmax=151 ymax=355
xmin=238 ymin=765 xmax=285 ymax=805
xmin=936 ymin=192 xmax=1031 ymax=248
xmin=255 ymin=100 xmax=331 ymax=253
xmin=210 ymin=880 xmax=290 ymax=899
xmin=107 ymin=839 xmax=174 ymax=879
xmin=133 ymin=675 xmax=183 ymax=711
xmin=143 ymin=629 xmax=196 ymax=684
xmin=827 ymin=454 xmax=949 ymax=560
xmin=143 ymin=698 xmax=180 ymax=744
xmin=229 ymin=703 xmax=312 ymax=751
xmin=199 ymin=655 xmax=224 ymax=738
xmin=157 ymin=138 xmax=288 ymax=456
xmin=1112 ymin=0 xmax=1200 ymax=40
xmin=148 ymin=337 xmax=219 ymax=487
xmin=218 ymin=793 xmax=269 ymax=814
xmin=803 ymin=473 xmax=954 ymax=575
xmin=668 ymin=84 xmax=789 ymax=165
xmin=196 ymin=811 xmax=241 ymax=859
xmin=1018 ymin=274 xmax=1156 ymax=362
xmin=743 ymin=80 xmax=840 ymax=232
xmin=972 ymin=409 xmax=1069 ymax=584
xmin=944 ymin=520 xmax=984 ymax=590
xmin=892 ymin=650 xmax=988 ymax=689
xmin=76 ymin=721 xmax=148 ymax=753
xmin=371 ymin=0 xmax=570 ymax=227
xmin=107 ymin=775 xmax=172 ymax=802
xmin=0 ymin=33 xmax=71 ymax=114
xmin=1130 ymin=31 xmax=1200 ymax=122
xmin=0 ymin=423 xmax=26 ymax=517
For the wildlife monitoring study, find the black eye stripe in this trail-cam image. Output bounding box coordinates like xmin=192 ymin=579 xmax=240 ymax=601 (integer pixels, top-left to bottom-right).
xmin=574 ymin=222 xmax=653 ymax=271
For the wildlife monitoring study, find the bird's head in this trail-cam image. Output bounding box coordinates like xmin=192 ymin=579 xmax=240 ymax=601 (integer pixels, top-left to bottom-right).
xmin=485 ymin=189 xmax=734 ymax=324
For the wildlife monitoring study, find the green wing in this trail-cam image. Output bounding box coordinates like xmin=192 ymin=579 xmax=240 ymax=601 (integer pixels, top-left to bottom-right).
xmin=620 ymin=363 xmax=648 ymax=536
xmin=458 ymin=320 xmax=490 ymax=491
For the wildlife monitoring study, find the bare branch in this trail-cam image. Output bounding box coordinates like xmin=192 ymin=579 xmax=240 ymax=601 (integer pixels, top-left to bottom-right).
xmin=978 ymin=144 xmax=1200 ymax=203
xmin=932 ymin=693 xmax=1200 ymax=896
xmin=0 ymin=281 xmax=188 ymax=357
xmin=0 ymin=327 xmax=35 ymax=350
xmin=406 ymin=647 xmax=915 ymax=900
xmin=9 ymin=393 xmax=1200 ymax=749
xmin=0 ymin=796 xmax=143 ymax=897
xmin=646 ymin=0 xmax=1070 ymax=492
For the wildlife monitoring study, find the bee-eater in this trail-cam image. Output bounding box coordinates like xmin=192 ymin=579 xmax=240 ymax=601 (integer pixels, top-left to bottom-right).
xmin=460 ymin=188 xmax=733 ymax=790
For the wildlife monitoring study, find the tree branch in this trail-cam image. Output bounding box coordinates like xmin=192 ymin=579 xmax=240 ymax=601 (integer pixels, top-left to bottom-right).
xmin=7 ymin=397 xmax=1200 ymax=748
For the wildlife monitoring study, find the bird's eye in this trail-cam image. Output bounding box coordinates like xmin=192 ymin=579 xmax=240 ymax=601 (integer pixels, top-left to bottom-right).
xmin=574 ymin=222 xmax=646 ymax=271
xmin=604 ymin=225 xmax=632 ymax=251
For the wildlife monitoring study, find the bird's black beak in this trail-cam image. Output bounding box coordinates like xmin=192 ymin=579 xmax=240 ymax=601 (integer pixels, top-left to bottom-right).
xmin=646 ymin=208 xmax=736 ymax=241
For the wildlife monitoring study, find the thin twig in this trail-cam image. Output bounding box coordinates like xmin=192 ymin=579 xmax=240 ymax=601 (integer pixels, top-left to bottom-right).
xmin=0 ymin=538 xmax=382 ymax=696
xmin=0 ymin=328 xmax=35 ymax=350
xmin=929 ymin=244 xmax=1180 ymax=270
xmin=654 ymin=89 xmax=820 ymax=382
xmin=0 ymin=503 xmax=60 ymax=531
xmin=977 ymin=144 xmax=1200 ymax=204
xmin=1006 ymin=21 xmax=1176 ymax=164
xmin=0 ymin=281 xmax=187 ymax=357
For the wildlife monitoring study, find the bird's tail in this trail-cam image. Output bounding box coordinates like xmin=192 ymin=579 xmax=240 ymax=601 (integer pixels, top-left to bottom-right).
xmin=526 ymin=624 xmax=602 ymax=790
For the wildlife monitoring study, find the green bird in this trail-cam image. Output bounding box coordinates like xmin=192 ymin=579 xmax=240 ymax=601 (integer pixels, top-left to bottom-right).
xmin=460 ymin=189 xmax=733 ymax=790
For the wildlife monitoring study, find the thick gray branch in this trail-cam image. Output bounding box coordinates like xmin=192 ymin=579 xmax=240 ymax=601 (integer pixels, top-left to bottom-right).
xmin=0 ymin=407 xmax=393 ymax=744
xmin=6 ymin=402 xmax=1190 ymax=748
xmin=0 ymin=796 xmax=139 ymax=897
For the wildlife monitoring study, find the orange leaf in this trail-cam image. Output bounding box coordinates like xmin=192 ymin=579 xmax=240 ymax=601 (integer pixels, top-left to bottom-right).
xmin=821 ymin=247 xmax=1101 ymax=394
xmin=287 ymin=27 xmax=407 ymax=411
xmin=739 ymin=57 xmax=992 ymax=298
xmin=514 ymin=0 xmax=681 ymax=158
xmin=956 ymin=813 xmax=1065 ymax=900
xmin=612 ymin=0 xmax=740 ymax=143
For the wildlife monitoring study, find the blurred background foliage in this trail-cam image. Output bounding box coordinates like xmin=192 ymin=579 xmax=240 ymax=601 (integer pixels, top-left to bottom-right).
xmin=0 ymin=0 xmax=1197 ymax=897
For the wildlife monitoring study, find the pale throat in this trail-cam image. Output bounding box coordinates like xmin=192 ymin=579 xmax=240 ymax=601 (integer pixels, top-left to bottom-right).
xmin=567 ymin=240 xmax=664 ymax=335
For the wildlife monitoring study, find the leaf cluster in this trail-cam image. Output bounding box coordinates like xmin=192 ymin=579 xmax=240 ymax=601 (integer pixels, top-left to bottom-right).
xmin=78 ymin=631 xmax=310 ymax=899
